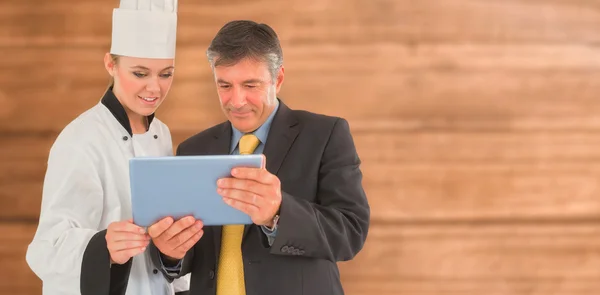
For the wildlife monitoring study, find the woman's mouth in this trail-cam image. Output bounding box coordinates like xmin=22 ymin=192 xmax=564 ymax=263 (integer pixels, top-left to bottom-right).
xmin=139 ymin=96 xmax=159 ymax=105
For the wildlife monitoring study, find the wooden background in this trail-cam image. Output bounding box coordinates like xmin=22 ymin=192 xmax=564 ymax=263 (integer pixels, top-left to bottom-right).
xmin=2 ymin=0 xmax=600 ymax=294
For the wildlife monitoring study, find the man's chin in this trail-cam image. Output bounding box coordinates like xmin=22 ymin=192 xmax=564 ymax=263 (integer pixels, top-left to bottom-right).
xmin=230 ymin=119 xmax=258 ymax=133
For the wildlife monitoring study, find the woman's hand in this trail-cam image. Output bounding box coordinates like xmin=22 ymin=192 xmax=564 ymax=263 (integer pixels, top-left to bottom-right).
xmin=105 ymin=219 xmax=150 ymax=265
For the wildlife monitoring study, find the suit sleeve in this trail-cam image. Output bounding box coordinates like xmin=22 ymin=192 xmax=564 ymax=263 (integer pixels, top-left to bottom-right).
xmin=149 ymin=240 xmax=195 ymax=281
xmin=269 ymin=118 xmax=370 ymax=262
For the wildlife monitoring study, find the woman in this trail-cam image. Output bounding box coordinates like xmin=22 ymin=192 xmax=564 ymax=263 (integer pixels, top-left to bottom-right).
xmin=25 ymin=1 xmax=191 ymax=294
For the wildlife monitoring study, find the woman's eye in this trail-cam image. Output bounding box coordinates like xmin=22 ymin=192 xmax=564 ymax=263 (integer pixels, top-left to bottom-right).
xmin=133 ymin=72 xmax=146 ymax=78
xmin=160 ymin=73 xmax=173 ymax=78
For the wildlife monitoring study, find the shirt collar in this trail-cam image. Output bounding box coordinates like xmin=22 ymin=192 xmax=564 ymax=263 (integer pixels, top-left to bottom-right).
xmin=101 ymin=86 xmax=155 ymax=136
xmin=230 ymin=99 xmax=280 ymax=153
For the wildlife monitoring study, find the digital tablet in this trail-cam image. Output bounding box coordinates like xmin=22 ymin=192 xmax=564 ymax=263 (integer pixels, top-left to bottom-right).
xmin=129 ymin=154 xmax=263 ymax=227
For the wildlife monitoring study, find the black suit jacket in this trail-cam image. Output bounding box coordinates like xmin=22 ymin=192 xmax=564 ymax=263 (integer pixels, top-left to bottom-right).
xmin=155 ymin=101 xmax=371 ymax=295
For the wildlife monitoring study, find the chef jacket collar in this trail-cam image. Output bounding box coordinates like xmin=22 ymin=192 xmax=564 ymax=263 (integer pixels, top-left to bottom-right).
xmin=101 ymin=86 xmax=155 ymax=137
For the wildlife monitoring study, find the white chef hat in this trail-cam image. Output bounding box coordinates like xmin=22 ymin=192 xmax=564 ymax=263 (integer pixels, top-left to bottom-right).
xmin=110 ymin=0 xmax=178 ymax=59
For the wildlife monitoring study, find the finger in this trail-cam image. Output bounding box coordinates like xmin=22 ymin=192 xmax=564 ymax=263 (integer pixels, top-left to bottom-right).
xmin=112 ymin=245 xmax=147 ymax=259
xmin=108 ymin=231 xmax=150 ymax=242
xmin=231 ymin=167 xmax=276 ymax=185
xmin=171 ymin=220 xmax=203 ymax=247
xmin=218 ymin=188 xmax=263 ymax=207
xmin=113 ymin=221 xmax=146 ymax=234
xmin=174 ymin=229 xmax=204 ymax=253
xmin=160 ymin=216 xmax=196 ymax=241
xmin=108 ymin=240 xmax=150 ymax=252
xmin=217 ymin=178 xmax=269 ymax=197
xmin=147 ymin=216 xmax=174 ymax=238
xmin=223 ymin=196 xmax=259 ymax=216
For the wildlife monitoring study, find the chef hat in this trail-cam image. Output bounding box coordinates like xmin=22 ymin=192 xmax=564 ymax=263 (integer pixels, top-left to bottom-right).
xmin=110 ymin=0 xmax=178 ymax=59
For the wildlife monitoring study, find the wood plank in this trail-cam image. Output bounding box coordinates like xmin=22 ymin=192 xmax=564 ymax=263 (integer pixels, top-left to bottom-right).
xmin=5 ymin=44 xmax=600 ymax=79
xmin=352 ymin=131 xmax=600 ymax=163
xmin=7 ymin=71 xmax=600 ymax=133
xmin=0 ymin=135 xmax=54 ymax=221
xmin=5 ymin=132 xmax=600 ymax=220
xmin=2 ymin=46 xmax=600 ymax=133
xmin=339 ymin=223 xmax=600 ymax=295
xmin=6 ymin=223 xmax=600 ymax=295
xmin=365 ymin=162 xmax=600 ymax=222
xmin=0 ymin=223 xmax=40 ymax=294
xmin=2 ymin=0 xmax=600 ymax=46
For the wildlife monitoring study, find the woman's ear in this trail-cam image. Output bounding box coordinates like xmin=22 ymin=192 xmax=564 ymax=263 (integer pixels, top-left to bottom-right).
xmin=104 ymin=52 xmax=115 ymax=76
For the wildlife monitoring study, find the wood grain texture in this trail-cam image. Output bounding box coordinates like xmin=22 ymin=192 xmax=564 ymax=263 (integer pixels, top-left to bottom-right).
xmin=2 ymin=45 xmax=600 ymax=133
xmin=339 ymin=223 xmax=600 ymax=295
xmin=0 ymin=224 xmax=39 ymax=295
xmin=7 ymin=223 xmax=600 ymax=295
xmin=3 ymin=0 xmax=600 ymax=47
xmin=3 ymin=0 xmax=600 ymax=294
xmin=4 ymin=132 xmax=600 ymax=221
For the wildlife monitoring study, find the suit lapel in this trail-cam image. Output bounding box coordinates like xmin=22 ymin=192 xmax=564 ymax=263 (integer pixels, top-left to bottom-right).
xmin=262 ymin=102 xmax=300 ymax=175
xmin=211 ymin=122 xmax=232 ymax=261
xmin=242 ymin=101 xmax=300 ymax=239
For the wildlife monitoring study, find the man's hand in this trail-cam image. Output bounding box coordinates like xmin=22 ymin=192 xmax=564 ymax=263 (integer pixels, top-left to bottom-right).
xmin=106 ymin=219 xmax=149 ymax=265
xmin=148 ymin=216 xmax=204 ymax=261
xmin=217 ymin=167 xmax=282 ymax=226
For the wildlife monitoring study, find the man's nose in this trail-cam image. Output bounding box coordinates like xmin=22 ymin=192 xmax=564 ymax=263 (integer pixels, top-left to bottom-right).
xmin=229 ymin=86 xmax=246 ymax=108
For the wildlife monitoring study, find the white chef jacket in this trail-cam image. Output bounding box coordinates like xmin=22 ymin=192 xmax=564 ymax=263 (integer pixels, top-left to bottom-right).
xmin=25 ymin=91 xmax=190 ymax=295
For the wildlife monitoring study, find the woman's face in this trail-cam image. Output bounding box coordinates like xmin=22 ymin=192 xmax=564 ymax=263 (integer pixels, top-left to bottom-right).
xmin=104 ymin=53 xmax=175 ymax=120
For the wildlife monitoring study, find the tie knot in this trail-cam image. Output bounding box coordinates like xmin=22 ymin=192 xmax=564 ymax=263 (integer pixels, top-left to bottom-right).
xmin=239 ymin=134 xmax=260 ymax=155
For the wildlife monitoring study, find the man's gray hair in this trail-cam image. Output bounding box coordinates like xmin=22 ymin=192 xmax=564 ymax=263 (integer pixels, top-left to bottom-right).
xmin=206 ymin=20 xmax=283 ymax=81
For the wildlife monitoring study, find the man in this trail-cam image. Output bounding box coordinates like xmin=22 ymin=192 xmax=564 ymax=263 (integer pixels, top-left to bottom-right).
xmin=135 ymin=20 xmax=369 ymax=295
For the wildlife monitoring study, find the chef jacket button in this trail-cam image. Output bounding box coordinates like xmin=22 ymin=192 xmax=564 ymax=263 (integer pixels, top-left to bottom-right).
xmin=154 ymin=134 xmax=158 ymax=139
xmin=122 ymin=136 xmax=128 ymax=141
xmin=153 ymin=269 xmax=158 ymax=274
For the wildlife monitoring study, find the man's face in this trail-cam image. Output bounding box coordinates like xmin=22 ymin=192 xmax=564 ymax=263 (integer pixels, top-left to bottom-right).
xmin=213 ymin=57 xmax=284 ymax=133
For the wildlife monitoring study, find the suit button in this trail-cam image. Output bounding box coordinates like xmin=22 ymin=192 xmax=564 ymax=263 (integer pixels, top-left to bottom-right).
xmin=153 ymin=269 xmax=158 ymax=274
xmin=209 ymin=270 xmax=215 ymax=279
xmin=281 ymin=246 xmax=289 ymax=252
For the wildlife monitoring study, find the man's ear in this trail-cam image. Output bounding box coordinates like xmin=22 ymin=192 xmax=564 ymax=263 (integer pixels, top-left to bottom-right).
xmin=275 ymin=66 xmax=285 ymax=93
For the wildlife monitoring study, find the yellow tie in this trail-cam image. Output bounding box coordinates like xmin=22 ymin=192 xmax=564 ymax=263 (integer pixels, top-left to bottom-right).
xmin=217 ymin=134 xmax=260 ymax=295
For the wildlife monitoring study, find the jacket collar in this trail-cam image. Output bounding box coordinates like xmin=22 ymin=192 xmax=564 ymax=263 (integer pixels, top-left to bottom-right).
xmin=100 ymin=86 xmax=155 ymax=136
